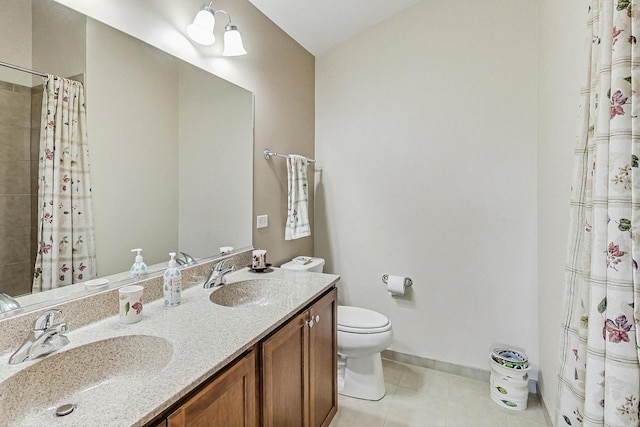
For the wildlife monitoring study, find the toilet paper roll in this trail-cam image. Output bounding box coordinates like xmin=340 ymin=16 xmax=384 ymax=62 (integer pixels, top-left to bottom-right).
xmin=387 ymin=275 xmax=406 ymax=296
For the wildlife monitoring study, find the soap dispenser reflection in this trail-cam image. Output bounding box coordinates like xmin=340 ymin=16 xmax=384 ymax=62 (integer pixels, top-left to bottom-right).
xmin=130 ymin=248 xmax=148 ymax=279
xmin=164 ymin=252 xmax=182 ymax=307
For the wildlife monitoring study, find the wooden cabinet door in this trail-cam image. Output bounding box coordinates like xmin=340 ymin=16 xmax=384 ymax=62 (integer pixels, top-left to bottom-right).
xmin=260 ymin=310 xmax=309 ymax=427
xmin=261 ymin=287 xmax=338 ymax=427
xmin=167 ymin=349 xmax=257 ymax=427
xmin=308 ymin=288 xmax=337 ymax=427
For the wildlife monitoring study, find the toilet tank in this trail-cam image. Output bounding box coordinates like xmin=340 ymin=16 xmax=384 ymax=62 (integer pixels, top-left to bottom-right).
xmin=280 ymin=256 xmax=325 ymax=273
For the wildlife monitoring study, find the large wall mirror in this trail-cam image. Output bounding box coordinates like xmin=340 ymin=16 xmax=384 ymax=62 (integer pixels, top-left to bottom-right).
xmin=0 ymin=0 xmax=253 ymax=310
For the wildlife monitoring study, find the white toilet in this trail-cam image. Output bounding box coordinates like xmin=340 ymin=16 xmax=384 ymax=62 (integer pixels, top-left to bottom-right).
xmin=336 ymin=305 xmax=392 ymax=400
xmin=280 ymin=256 xmax=394 ymax=401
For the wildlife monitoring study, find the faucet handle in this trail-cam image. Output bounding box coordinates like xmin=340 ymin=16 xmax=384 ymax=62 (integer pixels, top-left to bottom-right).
xmin=47 ymin=322 xmax=68 ymax=334
xmin=33 ymin=309 xmax=62 ymax=331
xmin=214 ymin=259 xmax=229 ymax=271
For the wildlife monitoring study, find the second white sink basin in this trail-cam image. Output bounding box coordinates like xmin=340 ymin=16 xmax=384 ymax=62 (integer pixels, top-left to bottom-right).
xmin=209 ymin=278 xmax=290 ymax=307
xmin=0 ymin=334 xmax=173 ymax=426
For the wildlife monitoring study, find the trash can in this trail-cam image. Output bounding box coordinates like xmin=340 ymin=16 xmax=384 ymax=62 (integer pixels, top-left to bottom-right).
xmin=489 ymin=348 xmax=530 ymax=411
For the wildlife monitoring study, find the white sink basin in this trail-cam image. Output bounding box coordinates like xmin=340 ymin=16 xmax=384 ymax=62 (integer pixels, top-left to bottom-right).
xmin=0 ymin=334 xmax=173 ymax=425
xmin=209 ymin=278 xmax=289 ymax=307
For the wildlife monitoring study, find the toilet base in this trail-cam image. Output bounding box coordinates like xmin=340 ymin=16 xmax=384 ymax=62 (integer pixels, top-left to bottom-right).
xmin=338 ymin=352 xmax=386 ymax=401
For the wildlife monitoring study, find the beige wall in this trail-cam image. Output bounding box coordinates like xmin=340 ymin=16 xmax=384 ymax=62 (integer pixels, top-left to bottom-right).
xmin=537 ymin=0 xmax=584 ymax=416
xmin=178 ymin=62 xmax=253 ymax=259
xmin=86 ymin=20 xmax=180 ymax=275
xmin=316 ymin=0 xmax=539 ymax=379
xmin=0 ymin=0 xmax=85 ymax=86
xmin=55 ymin=0 xmax=316 ymax=266
xmin=0 ymin=0 xmax=32 ymax=86
xmin=32 ymin=0 xmax=85 ymax=85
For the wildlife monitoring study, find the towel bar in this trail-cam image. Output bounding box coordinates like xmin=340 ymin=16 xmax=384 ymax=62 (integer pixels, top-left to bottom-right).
xmin=264 ymin=148 xmax=316 ymax=164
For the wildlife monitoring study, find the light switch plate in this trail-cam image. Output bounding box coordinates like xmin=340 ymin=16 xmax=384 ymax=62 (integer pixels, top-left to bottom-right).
xmin=257 ymin=215 xmax=268 ymax=229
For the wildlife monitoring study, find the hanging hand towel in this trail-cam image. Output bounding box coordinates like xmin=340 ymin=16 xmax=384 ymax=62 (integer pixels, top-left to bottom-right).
xmin=285 ymin=155 xmax=311 ymax=240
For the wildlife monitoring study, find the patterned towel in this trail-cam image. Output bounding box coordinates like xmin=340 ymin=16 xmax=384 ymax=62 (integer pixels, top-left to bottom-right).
xmin=285 ymin=155 xmax=311 ymax=240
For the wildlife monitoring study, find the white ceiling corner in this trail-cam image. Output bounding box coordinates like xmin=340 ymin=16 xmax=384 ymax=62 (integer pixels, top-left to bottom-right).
xmin=247 ymin=0 xmax=423 ymax=56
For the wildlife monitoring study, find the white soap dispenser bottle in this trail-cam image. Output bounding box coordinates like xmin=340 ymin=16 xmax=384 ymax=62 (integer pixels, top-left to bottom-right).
xmin=130 ymin=248 xmax=148 ymax=279
xmin=163 ymin=252 xmax=182 ymax=307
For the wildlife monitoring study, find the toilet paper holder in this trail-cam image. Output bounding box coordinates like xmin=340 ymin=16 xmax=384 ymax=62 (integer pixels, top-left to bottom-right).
xmin=382 ymin=275 xmax=413 ymax=287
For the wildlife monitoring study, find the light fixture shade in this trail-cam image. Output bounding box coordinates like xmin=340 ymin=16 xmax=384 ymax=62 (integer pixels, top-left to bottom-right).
xmin=223 ymin=25 xmax=247 ymax=56
xmin=187 ymin=9 xmax=216 ymax=45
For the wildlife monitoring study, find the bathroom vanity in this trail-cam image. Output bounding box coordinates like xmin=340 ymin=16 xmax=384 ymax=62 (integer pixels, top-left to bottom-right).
xmin=0 ymin=260 xmax=339 ymax=427
xmin=159 ymin=287 xmax=337 ymax=427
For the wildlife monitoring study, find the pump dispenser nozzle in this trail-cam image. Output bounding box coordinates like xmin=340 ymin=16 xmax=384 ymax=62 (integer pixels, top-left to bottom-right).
xmin=168 ymin=252 xmax=177 ymax=268
xmin=131 ymin=248 xmax=144 ymax=262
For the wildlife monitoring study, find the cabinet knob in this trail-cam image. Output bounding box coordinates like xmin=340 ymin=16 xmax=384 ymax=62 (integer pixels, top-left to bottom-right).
xmin=306 ymin=315 xmax=320 ymax=328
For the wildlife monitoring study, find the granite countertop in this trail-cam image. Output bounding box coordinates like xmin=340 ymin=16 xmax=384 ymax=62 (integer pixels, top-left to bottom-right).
xmin=0 ymin=267 xmax=340 ymax=427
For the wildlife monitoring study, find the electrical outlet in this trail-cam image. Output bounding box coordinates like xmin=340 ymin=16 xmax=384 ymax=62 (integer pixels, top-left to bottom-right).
xmin=257 ymin=215 xmax=269 ymax=229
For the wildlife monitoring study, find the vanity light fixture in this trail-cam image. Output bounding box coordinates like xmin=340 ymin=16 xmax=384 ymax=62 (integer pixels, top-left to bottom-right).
xmin=186 ymin=2 xmax=247 ymax=56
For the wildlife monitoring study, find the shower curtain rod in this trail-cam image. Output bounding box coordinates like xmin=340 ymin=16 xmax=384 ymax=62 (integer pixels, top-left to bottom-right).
xmin=0 ymin=60 xmax=48 ymax=78
xmin=264 ymin=148 xmax=316 ymax=164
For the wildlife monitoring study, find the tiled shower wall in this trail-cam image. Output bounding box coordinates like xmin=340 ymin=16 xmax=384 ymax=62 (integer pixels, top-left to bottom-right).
xmin=0 ymin=80 xmax=37 ymax=297
xmin=30 ymin=84 xmax=42 ymax=292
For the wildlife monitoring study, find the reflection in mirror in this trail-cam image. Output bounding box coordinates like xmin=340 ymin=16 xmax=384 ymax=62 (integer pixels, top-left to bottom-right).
xmin=0 ymin=0 xmax=253 ymax=310
xmin=32 ymin=74 xmax=96 ymax=293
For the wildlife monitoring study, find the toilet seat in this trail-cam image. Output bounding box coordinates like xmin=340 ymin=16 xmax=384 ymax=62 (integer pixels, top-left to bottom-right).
xmin=338 ymin=306 xmax=391 ymax=334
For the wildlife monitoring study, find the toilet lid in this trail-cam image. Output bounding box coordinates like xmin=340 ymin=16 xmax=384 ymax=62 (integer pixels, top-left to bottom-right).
xmin=280 ymin=257 xmax=324 ymax=271
xmin=337 ymin=306 xmax=391 ymax=333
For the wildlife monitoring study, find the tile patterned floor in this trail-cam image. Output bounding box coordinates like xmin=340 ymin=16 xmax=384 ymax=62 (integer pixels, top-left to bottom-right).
xmin=329 ymin=359 xmax=549 ymax=427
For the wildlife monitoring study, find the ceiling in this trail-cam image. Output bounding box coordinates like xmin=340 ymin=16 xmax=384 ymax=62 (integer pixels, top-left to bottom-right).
xmin=247 ymin=0 xmax=423 ymax=56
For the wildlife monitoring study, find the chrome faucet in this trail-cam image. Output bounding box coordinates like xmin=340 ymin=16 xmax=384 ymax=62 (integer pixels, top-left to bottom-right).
xmin=0 ymin=292 xmax=20 ymax=313
xmin=9 ymin=309 xmax=70 ymax=364
xmin=176 ymin=252 xmax=196 ymax=266
xmin=203 ymin=260 xmax=236 ymax=289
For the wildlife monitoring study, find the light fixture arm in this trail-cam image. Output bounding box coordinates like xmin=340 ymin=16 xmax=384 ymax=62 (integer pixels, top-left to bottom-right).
xmin=203 ymin=5 xmax=234 ymax=28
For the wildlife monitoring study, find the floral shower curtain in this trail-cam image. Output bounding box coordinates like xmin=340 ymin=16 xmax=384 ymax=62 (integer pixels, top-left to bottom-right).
xmin=557 ymin=1 xmax=640 ymax=425
xmin=32 ymin=75 xmax=96 ymax=292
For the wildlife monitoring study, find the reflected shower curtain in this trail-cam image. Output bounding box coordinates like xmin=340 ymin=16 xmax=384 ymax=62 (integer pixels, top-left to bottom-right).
xmin=557 ymin=1 xmax=640 ymax=425
xmin=32 ymin=75 xmax=96 ymax=292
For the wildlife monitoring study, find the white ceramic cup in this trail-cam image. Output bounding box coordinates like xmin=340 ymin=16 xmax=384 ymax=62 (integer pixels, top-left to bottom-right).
xmin=119 ymin=285 xmax=144 ymax=324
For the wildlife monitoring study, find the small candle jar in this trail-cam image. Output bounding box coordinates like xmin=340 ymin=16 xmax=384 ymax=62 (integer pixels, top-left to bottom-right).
xmin=252 ymin=249 xmax=267 ymax=269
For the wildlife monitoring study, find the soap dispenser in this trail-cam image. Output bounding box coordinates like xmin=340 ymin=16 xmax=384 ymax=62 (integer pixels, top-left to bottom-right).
xmin=163 ymin=252 xmax=182 ymax=306
xmin=130 ymin=248 xmax=148 ymax=279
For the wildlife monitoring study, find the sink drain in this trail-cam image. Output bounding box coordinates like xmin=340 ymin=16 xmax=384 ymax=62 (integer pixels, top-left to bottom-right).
xmin=55 ymin=403 xmax=76 ymax=417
